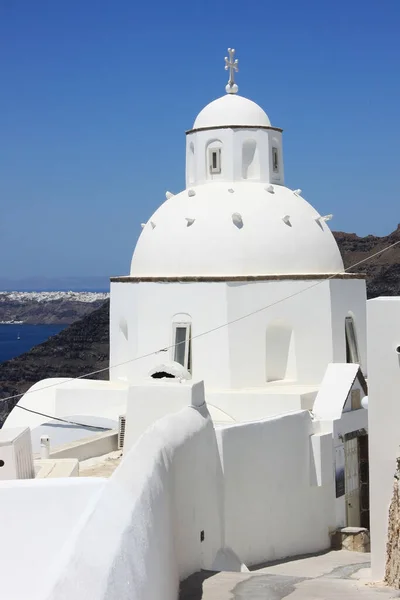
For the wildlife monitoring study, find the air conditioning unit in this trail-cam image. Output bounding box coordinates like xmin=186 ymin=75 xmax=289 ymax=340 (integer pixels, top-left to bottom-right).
xmin=118 ymin=415 xmax=126 ymax=450
xmin=0 ymin=427 xmax=34 ymax=480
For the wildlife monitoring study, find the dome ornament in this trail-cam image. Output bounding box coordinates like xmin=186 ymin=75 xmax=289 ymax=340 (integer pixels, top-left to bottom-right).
xmin=225 ymin=48 xmax=239 ymax=94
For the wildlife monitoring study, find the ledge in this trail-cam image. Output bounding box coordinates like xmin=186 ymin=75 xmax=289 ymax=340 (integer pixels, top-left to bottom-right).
xmin=186 ymin=124 xmax=283 ymax=134
xmin=47 ymin=430 xmax=118 ymax=462
xmin=110 ymin=273 xmax=366 ymax=283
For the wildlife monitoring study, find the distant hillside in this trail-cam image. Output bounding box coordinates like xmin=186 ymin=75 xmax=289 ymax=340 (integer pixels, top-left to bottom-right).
xmin=1 ymin=226 xmax=399 ymax=425
xmin=0 ymin=301 xmax=109 ymax=424
xmin=334 ymin=224 xmax=400 ymax=298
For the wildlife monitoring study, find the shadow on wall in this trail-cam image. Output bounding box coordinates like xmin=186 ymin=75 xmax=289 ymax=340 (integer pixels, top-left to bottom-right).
xmin=242 ymin=139 xmax=260 ymax=180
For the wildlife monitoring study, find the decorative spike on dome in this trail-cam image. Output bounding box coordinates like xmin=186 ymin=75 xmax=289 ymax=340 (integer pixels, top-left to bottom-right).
xmin=225 ymin=48 xmax=239 ymax=94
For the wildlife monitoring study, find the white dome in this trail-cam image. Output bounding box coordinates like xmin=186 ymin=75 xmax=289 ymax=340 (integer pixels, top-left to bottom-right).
xmin=192 ymin=94 xmax=271 ymax=130
xmin=130 ymin=183 xmax=344 ymax=277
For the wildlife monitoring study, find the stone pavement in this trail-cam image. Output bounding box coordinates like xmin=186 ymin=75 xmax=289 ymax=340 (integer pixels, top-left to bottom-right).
xmin=179 ymin=550 xmax=400 ymax=599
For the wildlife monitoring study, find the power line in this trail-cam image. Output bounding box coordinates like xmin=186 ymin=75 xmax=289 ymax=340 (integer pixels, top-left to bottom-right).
xmin=14 ymin=405 xmax=111 ymax=431
xmin=1 ymin=237 xmax=399 ymax=426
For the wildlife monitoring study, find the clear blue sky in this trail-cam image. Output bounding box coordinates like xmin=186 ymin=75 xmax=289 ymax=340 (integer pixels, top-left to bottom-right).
xmin=1 ymin=0 xmax=399 ymax=279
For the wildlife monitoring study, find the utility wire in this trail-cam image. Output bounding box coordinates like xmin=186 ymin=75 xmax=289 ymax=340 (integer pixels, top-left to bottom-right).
xmin=1 ymin=236 xmax=399 ymax=428
xmin=14 ymin=404 xmax=111 ymax=431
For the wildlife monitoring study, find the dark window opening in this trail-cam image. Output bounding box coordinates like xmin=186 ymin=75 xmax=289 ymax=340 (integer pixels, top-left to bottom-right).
xmin=272 ymin=147 xmax=279 ymax=173
xmin=173 ymin=323 xmax=192 ymax=373
xmin=151 ymin=371 xmax=175 ymax=379
xmin=345 ymin=316 xmax=360 ymax=364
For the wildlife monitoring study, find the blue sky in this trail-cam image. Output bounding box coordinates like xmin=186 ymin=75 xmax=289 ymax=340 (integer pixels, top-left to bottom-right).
xmin=1 ymin=0 xmax=399 ymax=279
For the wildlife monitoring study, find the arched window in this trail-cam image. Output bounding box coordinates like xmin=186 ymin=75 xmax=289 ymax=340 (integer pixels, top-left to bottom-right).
xmin=172 ymin=314 xmax=192 ymax=373
xmin=345 ymin=316 xmax=360 ymax=363
xmin=266 ymin=321 xmax=296 ymax=382
xmin=272 ymin=147 xmax=279 ymax=173
xmin=242 ymin=139 xmax=260 ymax=180
xmin=206 ymin=139 xmax=222 ymax=178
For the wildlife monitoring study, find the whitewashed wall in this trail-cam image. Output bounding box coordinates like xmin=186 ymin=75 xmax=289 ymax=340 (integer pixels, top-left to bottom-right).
xmin=110 ymin=278 xmax=366 ymax=391
xmin=217 ymin=411 xmax=335 ymax=566
xmin=44 ymin=404 xmax=224 ymax=600
xmin=0 ymin=478 xmax=105 ymax=600
xmin=368 ymin=297 xmax=400 ymax=579
xmin=185 ymin=127 xmax=284 ymax=186
xmin=43 ymin=406 xmax=336 ymax=600
xmin=4 ymin=378 xmax=128 ymax=432
xmin=329 ymin=279 xmax=368 ymax=374
xmin=0 ymin=394 xmax=340 ymax=599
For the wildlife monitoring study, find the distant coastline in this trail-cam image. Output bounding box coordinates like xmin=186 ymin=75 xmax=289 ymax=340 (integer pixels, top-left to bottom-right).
xmin=0 ymin=291 xmax=109 ymax=326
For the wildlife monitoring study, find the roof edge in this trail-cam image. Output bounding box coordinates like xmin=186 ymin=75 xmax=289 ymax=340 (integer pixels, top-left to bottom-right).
xmin=186 ymin=124 xmax=283 ymax=135
xmin=111 ymin=273 xmax=366 ymax=283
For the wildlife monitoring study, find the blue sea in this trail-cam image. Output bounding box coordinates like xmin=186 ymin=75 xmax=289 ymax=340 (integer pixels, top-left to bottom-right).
xmin=0 ymin=324 xmax=66 ymax=364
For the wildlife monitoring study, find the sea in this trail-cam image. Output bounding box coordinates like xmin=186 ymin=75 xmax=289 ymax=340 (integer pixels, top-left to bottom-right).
xmin=0 ymin=324 xmax=66 ymax=364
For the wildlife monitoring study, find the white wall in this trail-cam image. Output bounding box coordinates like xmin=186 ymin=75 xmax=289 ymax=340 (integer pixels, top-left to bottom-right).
xmin=217 ymin=410 xmax=335 ymax=566
xmin=185 ymin=127 xmax=281 ymax=187
xmin=110 ymin=281 xmax=230 ymax=388
xmin=124 ymin=379 xmax=207 ymax=453
xmin=4 ymin=378 xmax=128 ymax=433
xmin=43 ymin=407 xmax=338 ymax=600
xmin=0 ymin=388 xmax=343 ymax=599
xmin=0 ymin=477 xmax=105 ymax=600
xmin=329 ymin=279 xmax=367 ymax=375
xmin=226 ymin=280 xmax=333 ymax=387
xmin=368 ymin=297 xmax=400 ymax=579
xmin=111 ymin=278 xmax=366 ymax=396
xmin=44 ymin=404 xmax=224 ymax=600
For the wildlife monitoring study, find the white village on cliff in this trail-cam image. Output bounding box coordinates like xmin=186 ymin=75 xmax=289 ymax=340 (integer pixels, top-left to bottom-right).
xmin=1 ymin=50 xmax=400 ymax=600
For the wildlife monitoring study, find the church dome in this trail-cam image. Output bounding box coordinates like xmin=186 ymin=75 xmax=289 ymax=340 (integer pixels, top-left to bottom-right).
xmin=192 ymin=94 xmax=271 ymax=130
xmin=130 ymin=183 xmax=344 ymax=277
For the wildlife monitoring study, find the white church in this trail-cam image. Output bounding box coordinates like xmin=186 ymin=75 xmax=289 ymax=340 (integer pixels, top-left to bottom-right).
xmin=0 ymin=49 xmax=399 ymax=600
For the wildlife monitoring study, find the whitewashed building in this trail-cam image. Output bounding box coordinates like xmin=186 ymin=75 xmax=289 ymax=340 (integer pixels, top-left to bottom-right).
xmin=0 ymin=49 xmax=376 ymax=600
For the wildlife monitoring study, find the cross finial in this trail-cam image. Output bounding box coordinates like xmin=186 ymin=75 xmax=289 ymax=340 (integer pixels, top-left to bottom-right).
xmin=225 ymin=48 xmax=239 ymax=94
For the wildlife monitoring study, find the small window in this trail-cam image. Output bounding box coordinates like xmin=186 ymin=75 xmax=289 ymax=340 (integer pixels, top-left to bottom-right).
xmin=345 ymin=316 xmax=360 ymax=364
xmin=173 ymin=323 xmax=192 ymax=372
xmin=272 ymin=147 xmax=279 ymax=173
xmin=209 ymin=148 xmax=221 ymax=174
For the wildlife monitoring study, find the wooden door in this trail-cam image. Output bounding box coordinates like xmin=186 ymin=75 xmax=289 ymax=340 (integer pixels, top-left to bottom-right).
xmin=345 ymin=436 xmax=361 ymax=527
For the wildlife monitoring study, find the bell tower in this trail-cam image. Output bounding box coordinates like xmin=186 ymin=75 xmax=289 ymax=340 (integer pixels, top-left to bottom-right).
xmin=185 ymin=48 xmax=284 ymax=187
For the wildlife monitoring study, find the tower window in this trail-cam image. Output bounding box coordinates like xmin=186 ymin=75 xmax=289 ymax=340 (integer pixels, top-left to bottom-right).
xmin=173 ymin=323 xmax=192 ymax=372
xmin=345 ymin=316 xmax=360 ymax=364
xmin=209 ymin=148 xmax=221 ymax=174
xmin=272 ymin=147 xmax=279 ymax=173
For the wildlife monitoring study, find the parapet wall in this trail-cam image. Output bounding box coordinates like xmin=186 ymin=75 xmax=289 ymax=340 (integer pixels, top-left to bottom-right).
xmin=45 ymin=403 xmax=223 ymax=600
xmin=217 ymin=410 xmax=334 ymax=566
xmin=43 ymin=405 xmax=336 ymax=600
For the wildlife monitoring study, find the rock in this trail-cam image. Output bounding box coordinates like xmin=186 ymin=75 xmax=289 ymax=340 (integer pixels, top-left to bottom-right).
xmin=334 ymin=226 xmax=400 ymax=299
xmin=385 ymin=459 xmax=400 ymax=587
xmin=340 ymin=527 xmax=370 ymax=552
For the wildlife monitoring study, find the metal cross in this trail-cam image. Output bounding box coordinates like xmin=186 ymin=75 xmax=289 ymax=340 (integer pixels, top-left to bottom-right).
xmin=225 ymin=48 xmax=239 ymax=94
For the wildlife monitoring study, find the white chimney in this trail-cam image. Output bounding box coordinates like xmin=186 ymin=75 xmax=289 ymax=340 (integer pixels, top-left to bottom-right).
xmin=0 ymin=427 xmax=34 ymax=480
